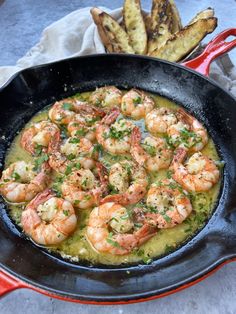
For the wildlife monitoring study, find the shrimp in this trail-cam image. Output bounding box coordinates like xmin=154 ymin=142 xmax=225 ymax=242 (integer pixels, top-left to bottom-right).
xmin=21 ymin=189 xmax=77 ymax=245
xmin=101 ymin=160 xmax=148 ymax=205
xmin=87 ymin=202 xmax=156 ymax=255
xmin=130 ymin=127 xmax=173 ymax=172
xmin=145 ymin=179 xmax=192 ymax=228
xmin=121 ymin=89 xmax=154 ymax=120
xmin=48 ymin=98 xmax=79 ymax=125
xmin=145 ymin=107 xmax=178 ymax=135
xmin=67 ymin=104 xmax=105 ymax=141
xmin=177 ymin=108 xmax=208 ymax=151
xmin=48 ymin=130 xmax=97 ymax=173
xmin=89 ymin=86 xmax=122 ymax=109
xmin=67 ymin=122 xmax=97 ymax=142
xmin=167 ymin=108 xmax=208 ymax=151
xmin=20 ymin=121 xmax=60 ymax=155
xmin=171 ymin=148 xmax=220 ymax=192
xmin=0 ymin=161 xmax=50 ymax=203
xmin=167 ymin=121 xmax=190 ymax=149
xmin=96 ymin=108 xmax=135 ymax=155
xmin=61 ymin=162 xmax=108 ymax=209
xmin=49 ymin=99 xmax=105 ymax=126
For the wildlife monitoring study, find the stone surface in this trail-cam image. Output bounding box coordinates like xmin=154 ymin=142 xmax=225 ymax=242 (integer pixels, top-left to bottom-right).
xmin=0 ymin=0 xmax=236 ymax=313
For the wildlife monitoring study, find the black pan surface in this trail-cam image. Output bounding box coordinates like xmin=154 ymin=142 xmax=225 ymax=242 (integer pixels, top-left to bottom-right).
xmin=0 ymin=54 xmax=236 ymax=303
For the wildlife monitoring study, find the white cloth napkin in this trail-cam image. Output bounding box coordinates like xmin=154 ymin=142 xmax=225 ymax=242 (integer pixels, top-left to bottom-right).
xmin=0 ymin=6 xmax=235 ymax=97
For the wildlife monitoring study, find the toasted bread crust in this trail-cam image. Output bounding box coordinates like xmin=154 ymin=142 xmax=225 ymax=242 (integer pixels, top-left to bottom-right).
xmin=148 ymin=0 xmax=173 ymax=53
xmin=150 ymin=17 xmax=217 ymax=62
xmin=91 ymin=7 xmax=134 ymax=53
xmin=123 ymin=0 xmax=147 ymax=54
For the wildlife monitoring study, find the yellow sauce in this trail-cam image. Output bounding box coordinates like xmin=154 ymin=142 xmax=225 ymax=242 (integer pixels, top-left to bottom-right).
xmin=5 ymin=92 xmax=221 ymax=265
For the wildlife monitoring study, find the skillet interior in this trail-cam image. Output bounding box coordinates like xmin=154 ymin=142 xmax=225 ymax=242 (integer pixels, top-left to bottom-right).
xmin=0 ymin=54 xmax=236 ymax=302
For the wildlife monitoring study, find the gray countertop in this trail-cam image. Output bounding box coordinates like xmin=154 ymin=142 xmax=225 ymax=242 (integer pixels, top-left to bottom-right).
xmin=0 ymin=0 xmax=236 ymax=313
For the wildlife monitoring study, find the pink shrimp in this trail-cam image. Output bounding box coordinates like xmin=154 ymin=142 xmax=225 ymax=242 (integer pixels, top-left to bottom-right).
xmin=61 ymin=162 xmax=108 ymax=209
xmin=20 ymin=121 xmax=60 ymax=155
xmin=101 ymin=160 xmax=148 ymax=205
xmin=0 ymin=161 xmax=50 ymax=203
xmin=87 ymin=202 xmax=157 ymax=255
xmin=130 ymin=126 xmax=173 ymax=172
xmin=96 ymin=108 xmax=135 ymax=155
xmin=21 ymin=189 xmax=77 ymax=245
xmin=171 ymin=148 xmax=220 ymax=192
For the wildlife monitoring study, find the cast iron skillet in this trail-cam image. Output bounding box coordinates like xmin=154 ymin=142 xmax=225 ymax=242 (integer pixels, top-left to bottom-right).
xmin=0 ymin=29 xmax=236 ymax=304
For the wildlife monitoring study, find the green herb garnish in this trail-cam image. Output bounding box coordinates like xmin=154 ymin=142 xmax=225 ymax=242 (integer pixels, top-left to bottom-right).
xmin=69 ymin=137 xmax=80 ymax=144
xmin=12 ymin=172 xmax=21 ymax=180
xmin=65 ymin=165 xmax=73 ymax=175
xmin=34 ymin=144 xmax=43 ymax=156
xmin=67 ymin=154 xmax=76 ymax=161
xmin=33 ymin=154 xmax=49 ymax=171
xmin=62 ymin=102 xmax=73 ymax=110
xmin=106 ymin=232 xmax=120 ymax=248
xmin=133 ymin=96 xmax=142 ymax=105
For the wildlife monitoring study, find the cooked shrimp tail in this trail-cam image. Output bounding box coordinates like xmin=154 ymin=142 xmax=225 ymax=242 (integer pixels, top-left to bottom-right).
xmin=114 ymin=223 xmax=157 ymax=253
xmin=102 ymin=107 xmax=120 ymax=125
xmin=96 ymin=161 xmax=109 ymax=194
xmin=130 ymin=127 xmax=148 ymax=166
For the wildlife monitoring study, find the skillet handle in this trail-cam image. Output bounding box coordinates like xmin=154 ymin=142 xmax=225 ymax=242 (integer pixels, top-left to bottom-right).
xmin=182 ymin=28 xmax=236 ymax=76
xmin=0 ymin=270 xmax=26 ymax=297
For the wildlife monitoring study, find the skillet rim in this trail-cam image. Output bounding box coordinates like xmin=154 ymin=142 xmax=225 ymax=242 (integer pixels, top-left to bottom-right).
xmin=0 ymin=53 xmax=236 ymax=102
xmin=0 ymin=53 xmax=236 ymax=302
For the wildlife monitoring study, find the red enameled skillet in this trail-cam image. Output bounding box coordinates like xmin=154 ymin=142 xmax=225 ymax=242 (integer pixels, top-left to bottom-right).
xmin=0 ymin=28 xmax=236 ymax=304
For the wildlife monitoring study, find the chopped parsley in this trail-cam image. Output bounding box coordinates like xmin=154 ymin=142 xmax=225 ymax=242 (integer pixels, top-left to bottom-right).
xmin=108 ymin=183 xmax=119 ymax=194
xmin=104 ymin=125 xmax=131 ymax=140
xmin=75 ymin=128 xmax=87 ymax=137
xmin=134 ymin=248 xmax=153 ymax=264
xmin=81 ymin=178 xmax=88 ymax=189
xmin=163 ymin=214 xmax=171 ymax=223
xmin=120 ymin=213 xmax=129 ymax=220
xmin=12 ymin=172 xmax=21 ymax=180
xmin=83 ymin=194 xmax=92 ymax=201
xmin=69 ymin=137 xmax=80 ymax=144
xmin=33 ymin=154 xmax=49 ymax=171
xmin=75 ymin=162 xmax=81 ymax=169
xmin=34 ymin=143 xmax=43 ymax=156
xmin=142 ymin=143 xmax=156 ymax=157
xmin=106 ymin=232 xmax=120 ymax=248
xmin=65 ymin=165 xmax=73 ymax=175
xmin=67 ymin=153 xmax=76 ymax=161
xmin=62 ymin=102 xmax=73 ymax=111
xmin=165 ymin=244 xmax=175 ymax=254
xmin=133 ymin=96 xmax=142 ymax=105
xmin=93 ymin=143 xmax=103 ymax=155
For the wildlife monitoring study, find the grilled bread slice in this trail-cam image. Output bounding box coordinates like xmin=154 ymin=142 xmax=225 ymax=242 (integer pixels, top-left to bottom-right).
xmin=123 ymin=0 xmax=147 ymax=54
xmin=91 ymin=7 xmax=134 ymax=53
xmin=148 ymin=0 xmax=173 ymax=53
xmin=169 ymin=0 xmax=182 ymax=33
xmin=188 ymin=7 xmax=214 ymax=25
xmin=150 ymin=17 xmax=217 ymax=62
